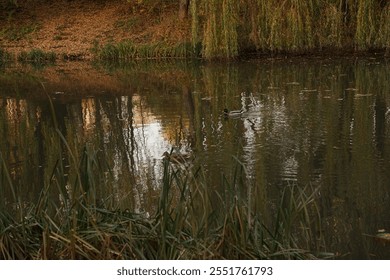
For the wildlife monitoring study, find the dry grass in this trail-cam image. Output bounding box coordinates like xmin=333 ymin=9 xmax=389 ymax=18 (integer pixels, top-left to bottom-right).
xmin=0 ymin=107 xmax=327 ymax=259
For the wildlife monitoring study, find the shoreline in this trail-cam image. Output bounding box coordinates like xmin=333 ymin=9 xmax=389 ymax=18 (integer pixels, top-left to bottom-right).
xmin=1 ymin=46 xmax=389 ymax=64
xmin=1 ymin=0 xmax=389 ymax=62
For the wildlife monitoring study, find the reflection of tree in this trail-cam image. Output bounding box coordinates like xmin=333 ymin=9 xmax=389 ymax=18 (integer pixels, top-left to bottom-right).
xmin=0 ymin=97 xmax=42 ymax=202
xmin=374 ymin=94 xmax=386 ymax=157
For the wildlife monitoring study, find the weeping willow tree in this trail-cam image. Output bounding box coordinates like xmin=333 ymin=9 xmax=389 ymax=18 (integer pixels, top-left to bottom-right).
xmin=355 ymin=0 xmax=390 ymax=50
xmin=190 ymin=0 xmax=390 ymax=59
xmin=190 ymin=0 xmax=238 ymax=59
xmin=377 ymin=4 xmax=390 ymax=52
xmin=355 ymin=0 xmax=378 ymax=49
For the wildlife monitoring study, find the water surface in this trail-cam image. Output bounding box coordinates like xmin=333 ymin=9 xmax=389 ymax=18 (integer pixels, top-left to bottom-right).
xmin=1 ymin=58 xmax=389 ymax=258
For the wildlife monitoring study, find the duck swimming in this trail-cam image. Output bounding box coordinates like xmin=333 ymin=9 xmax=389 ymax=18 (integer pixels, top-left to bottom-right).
xmin=223 ymin=108 xmax=262 ymax=120
xmin=223 ymin=108 xmax=244 ymax=117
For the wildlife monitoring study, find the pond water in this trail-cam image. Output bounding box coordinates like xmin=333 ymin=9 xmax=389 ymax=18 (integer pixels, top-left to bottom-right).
xmin=1 ymin=57 xmax=390 ymax=259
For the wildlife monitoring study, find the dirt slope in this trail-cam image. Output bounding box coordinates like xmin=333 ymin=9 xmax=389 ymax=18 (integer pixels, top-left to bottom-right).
xmin=0 ymin=0 xmax=189 ymax=60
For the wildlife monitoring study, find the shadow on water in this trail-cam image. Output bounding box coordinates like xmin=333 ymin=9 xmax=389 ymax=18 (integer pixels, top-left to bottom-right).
xmin=0 ymin=58 xmax=390 ymax=258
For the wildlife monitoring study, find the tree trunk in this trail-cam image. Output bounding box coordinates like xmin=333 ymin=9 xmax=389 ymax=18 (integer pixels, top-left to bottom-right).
xmin=179 ymin=0 xmax=190 ymax=20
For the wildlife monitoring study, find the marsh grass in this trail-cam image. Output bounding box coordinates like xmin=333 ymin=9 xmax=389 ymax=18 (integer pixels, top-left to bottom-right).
xmin=0 ymin=135 xmax=327 ymax=259
xmin=94 ymin=40 xmax=196 ymax=61
xmin=17 ymin=49 xmax=56 ymax=63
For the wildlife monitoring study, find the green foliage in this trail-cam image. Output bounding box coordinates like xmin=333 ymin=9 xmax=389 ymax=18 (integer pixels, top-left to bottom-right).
xmin=375 ymin=3 xmax=390 ymax=50
xmin=17 ymin=49 xmax=56 ymax=63
xmin=200 ymin=0 xmax=238 ymax=59
xmin=93 ymin=40 xmax=195 ymax=60
xmin=355 ymin=0 xmax=378 ymax=49
xmin=190 ymin=0 xmax=390 ymax=59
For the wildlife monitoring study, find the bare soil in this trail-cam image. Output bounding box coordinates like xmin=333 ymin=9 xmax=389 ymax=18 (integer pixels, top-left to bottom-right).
xmin=0 ymin=0 xmax=190 ymax=60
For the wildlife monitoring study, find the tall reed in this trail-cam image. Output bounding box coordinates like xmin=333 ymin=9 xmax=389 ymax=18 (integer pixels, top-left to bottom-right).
xmin=0 ymin=137 xmax=327 ymax=259
xmin=94 ymin=41 xmax=195 ymax=61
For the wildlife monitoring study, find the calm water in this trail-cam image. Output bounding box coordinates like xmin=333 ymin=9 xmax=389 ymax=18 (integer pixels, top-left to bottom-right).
xmin=1 ymin=58 xmax=390 ymax=258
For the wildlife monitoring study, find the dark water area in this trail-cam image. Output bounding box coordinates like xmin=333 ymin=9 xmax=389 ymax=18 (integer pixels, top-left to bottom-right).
xmin=1 ymin=57 xmax=390 ymax=259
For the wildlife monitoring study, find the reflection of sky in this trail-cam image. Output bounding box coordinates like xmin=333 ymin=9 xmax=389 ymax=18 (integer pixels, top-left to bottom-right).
xmin=79 ymin=95 xmax=194 ymax=205
xmin=133 ymin=122 xmax=170 ymax=162
xmin=130 ymin=121 xmax=172 ymax=188
xmin=130 ymin=94 xmax=174 ymax=161
xmin=73 ymin=95 xmax=184 ymax=212
xmin=111 ymin=120 xmax=171 ymax=189
xmin=137 ymin=122 xmax=171 ymax=191
xmin=81 ymin=98 xmax=96 ymax=134
xmin=108 ymin=116 xmax=174 ymax=213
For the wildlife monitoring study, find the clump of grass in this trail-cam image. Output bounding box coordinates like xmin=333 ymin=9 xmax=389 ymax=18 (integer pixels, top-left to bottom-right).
xmin=17 ymin=49 xmax=56 ymax=63
xmin=93 ymin=40 xmax=196 ymax=61
xmin=0 ymin=24 xmax=40 ymax=41
xmin=0 ymin=48 xmax=12 ymax=63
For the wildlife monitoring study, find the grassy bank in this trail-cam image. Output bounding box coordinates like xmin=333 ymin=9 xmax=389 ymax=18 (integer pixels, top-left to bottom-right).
xmin=94 ymin=0 xmax=390 ymax=60
xmin=1 ymin=1 xmax=389 ymax=60
xmin=0 ymin=48 xmax=58 ymax=67
xmin=0 ymin=123 xmax=326 ymax=259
